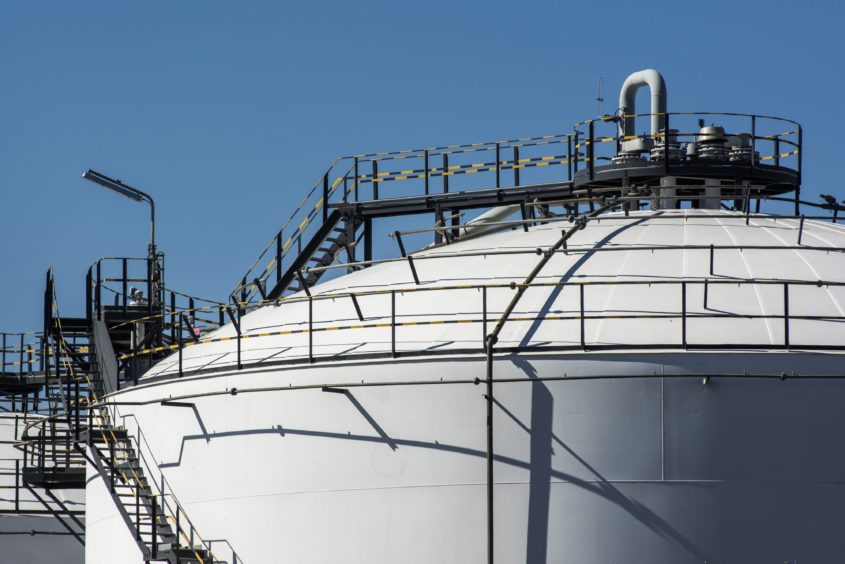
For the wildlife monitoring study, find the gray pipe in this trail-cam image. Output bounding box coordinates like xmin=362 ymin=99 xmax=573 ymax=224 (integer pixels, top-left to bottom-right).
xmin=618 ymin=69 xmax=667 ymax=138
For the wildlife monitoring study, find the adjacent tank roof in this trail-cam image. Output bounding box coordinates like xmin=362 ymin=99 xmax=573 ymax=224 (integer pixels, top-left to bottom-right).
xmin=143 ymin=210 xmax=845 ymax=379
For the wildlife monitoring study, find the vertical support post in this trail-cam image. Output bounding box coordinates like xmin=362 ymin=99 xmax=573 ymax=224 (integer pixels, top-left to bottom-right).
xmin=774 ymin=136 xmax=780 ymax=167
xmin=86 ymin=268 xmax=93 ymax=324
xmin=573 ymin=131 xmax=579 ymax=173
xmin=744 ymin=182 xmax=751 ymax=225
xmin=587 ymin=120 xmax=595 ymax=181
xmin=797 ymin=125 xmax=803 ymax=189
xmin=146 ymin=255 xmax=154 ymax=320
xmin=391 ymin=290 xmax=396 ymax=358
xmin=703 ymin=279 xmax=709 ymax=310
xmin=794 ymin=137 xmax=802 ymax=215
xmin=434 ymin=208 xmax=443 ymax=245
xmin=513 ymin=146 xmax=520 ymax=186
xmin=784 ymin=282 xmax=790 ymax=348
xmin=579 ymin=284 xmax=586 ymax=350
xmin=424 ymin=150 xmax=430 ymax=195
xmin=485 ymin=335 xmax=495 ymax=564
xmin=96 ymin=261 xmax=102 ymax=320
xmin=364 ymin=218 xmax=373 ymax=263
xmin=567 ymin=135 xmax=573 ymax=181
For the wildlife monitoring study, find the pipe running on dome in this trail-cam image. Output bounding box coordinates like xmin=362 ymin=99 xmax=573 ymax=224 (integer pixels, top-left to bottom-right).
xmin=618 ymin=69 xmax=667 ymax=138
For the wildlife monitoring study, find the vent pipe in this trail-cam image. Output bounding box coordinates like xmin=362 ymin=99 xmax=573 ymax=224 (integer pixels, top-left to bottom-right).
xmin=618 ymin=69 xmax=667 ymax=138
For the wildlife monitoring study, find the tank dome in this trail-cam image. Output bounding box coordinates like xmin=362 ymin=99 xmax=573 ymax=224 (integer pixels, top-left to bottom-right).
xmin=143 ymin=209 xmax=845 ymax=379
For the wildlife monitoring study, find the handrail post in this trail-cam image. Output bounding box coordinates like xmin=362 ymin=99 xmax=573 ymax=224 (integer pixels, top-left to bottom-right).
xmin=443 ymin=154 xmax=449 ymax=194
xmin=322 ymin=173 xmax=329 ymax=222
xmin=424 ymin=149 xmax=430 ymax=195
xmin=391 ymin=290 xmax=396 ymax=358
xmin=495 ymin=143 xmax=501 ymax=188
xmin=750 ymin=115 xmax=756 ymax=170
xmin=122 ymin=258 xmax=128 ymax=317
xmin=709 ymin=244 xmax=715 ymax=276
xmin=372 ymin=160 xmax=379 ymax=200
xmin=663 ymin=113 xmax=671 ymax=175
xmin=308 ymin=296 xmax=313 ymax=363
xmin=482 ymin=287 xmax=488 ymax=351
xmin=178 ymin=313 xmax=183 ymax=378
xmin=151 ymin=496 xmax=158 ymax=558
xmin=237 ymin=304 xmax=243 ymax=369
xmin=579 ymin=284 xmax=586 ymax=350
xmin=794 ymin=126 xmax=803 ymax=215
xmin=135 ymin=487 xmax=140 ymax=540
xmin=276 ymin=232 xmax=283 ymax=285
xmin=784 ymin=282 xmax=790 ymax=348
xmin=513 ymin=145 xmax=520 ymax=186
xmin=567 ymin=135 xmax=572 ymax=181
xmin=354 ymin=157 xmax=359 ymax=201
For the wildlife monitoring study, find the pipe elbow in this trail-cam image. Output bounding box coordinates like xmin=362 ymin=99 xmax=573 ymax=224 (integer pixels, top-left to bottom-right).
xmin=618 ymin=69 xmax=668 ymax=138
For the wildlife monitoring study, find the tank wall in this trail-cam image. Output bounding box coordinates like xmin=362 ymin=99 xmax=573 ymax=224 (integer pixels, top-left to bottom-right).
xmin=86 ymin=352 xmax=845 ymax=563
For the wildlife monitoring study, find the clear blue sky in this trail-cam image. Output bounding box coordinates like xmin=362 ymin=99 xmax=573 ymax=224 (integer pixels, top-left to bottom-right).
xmin=1 ymin=0 xmax=843 ymax=332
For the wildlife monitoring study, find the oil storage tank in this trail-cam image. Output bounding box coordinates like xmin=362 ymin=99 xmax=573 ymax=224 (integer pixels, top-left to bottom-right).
xmin=83 ymin=70 xmax=845 ymax=563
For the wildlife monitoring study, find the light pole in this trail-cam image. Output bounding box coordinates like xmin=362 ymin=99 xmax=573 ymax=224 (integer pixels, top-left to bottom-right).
xmin=81 ymin=169 xmax=157 ymax=258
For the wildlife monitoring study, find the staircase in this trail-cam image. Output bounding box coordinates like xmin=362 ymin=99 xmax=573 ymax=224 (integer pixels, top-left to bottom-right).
xmin=85 ymin=420 xmax=219 ymax=563
xmin=267 ymin=210 xmax=363 ymax=300
xmin=19 ymin=269 xmax=243 ymax=563
xmin=21 ymin=315 xmax=93 ymax=490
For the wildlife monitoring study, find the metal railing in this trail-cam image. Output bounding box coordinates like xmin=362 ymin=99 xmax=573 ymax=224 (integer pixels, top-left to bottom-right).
xmin=233 ymin=133 xmax=577 ymax=304
xmin=571 ymin=111 xmax=801 ymax=190
xmin=0 ymin=332 xmax=44 ymax=380
xmin=234 ymin=112 xmax=804 ymax=305
xmin=119 ymin=210 xmax=845 ymax=380
xmin=118 ymin=411 xmax=244 ymax=564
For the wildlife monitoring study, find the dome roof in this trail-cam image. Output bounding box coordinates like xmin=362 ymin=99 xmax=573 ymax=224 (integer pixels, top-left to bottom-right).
xmin=144 ymin=210 xmax=845 ymax=379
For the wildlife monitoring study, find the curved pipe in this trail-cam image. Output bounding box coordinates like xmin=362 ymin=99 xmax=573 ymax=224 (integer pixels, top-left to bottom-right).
xmin=618 ymin=69 xmax=667 ymax=138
